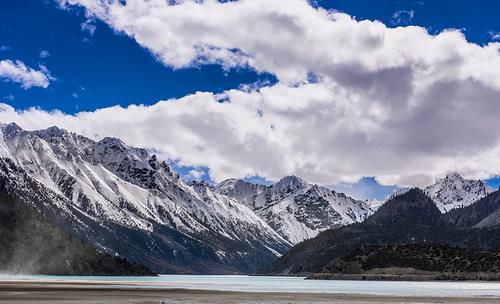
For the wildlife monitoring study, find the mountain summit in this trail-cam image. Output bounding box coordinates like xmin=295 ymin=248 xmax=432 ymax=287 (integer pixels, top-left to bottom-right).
xmin=215 ymin=176 xmax=373 ymax=244
xmin=424 ymin=172 xmax=491 ymax=213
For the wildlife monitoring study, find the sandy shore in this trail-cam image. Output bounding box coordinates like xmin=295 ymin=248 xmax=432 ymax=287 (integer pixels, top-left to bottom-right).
xmin=0 ymin=280 xmax=499 ymax=304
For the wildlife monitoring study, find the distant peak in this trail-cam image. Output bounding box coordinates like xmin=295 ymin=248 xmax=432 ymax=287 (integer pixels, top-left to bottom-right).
xmin=2 ymin=122 xmax=24 ymax=138
xmin=38 ymin=125 xmax=70 ymax=137
xmin=5 ymin=122 xmax=22 ymax=129
xmin=275 ymin=175 xmax=309 ymax=191
xmin=277 ymin=175 xmax=307 ymax=184
xmin=444 ymin=172 xmax=464 ymax=180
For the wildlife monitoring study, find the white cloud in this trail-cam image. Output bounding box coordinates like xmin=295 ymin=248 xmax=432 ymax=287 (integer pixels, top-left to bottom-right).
xmin=81 ymin=18 xmax=97 ymax=35
xmin=6 ymin=0 xmax=497 ymax=187
xmin=0 ymin=46 xmax=10 ymax=52
xmin=40 ymin=50 xmax=50 ymax=58
xmin=491 ymin=31 xmax=500 ymax=41
xmin=185 ymin=169 xmax=206 ymax=181
xmin=0 ymin=59 xmax=52 ymax=89
xmin=392 ymin=10 xmax=415 ymax=25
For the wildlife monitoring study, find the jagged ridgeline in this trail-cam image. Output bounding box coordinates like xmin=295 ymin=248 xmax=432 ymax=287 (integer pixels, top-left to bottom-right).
xmin=1 ymin=122 xmax=497 ymax=276
xmin=0 ymin=123 xmax=377 ymax=274
xmin=261 ymin=188 xmax=500 ymax=276
xmin=0 ymin=171 xmax=154 ymax=275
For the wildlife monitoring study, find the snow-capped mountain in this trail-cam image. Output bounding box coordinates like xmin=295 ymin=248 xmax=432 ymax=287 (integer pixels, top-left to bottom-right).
xmin=424 ymin=173 xmax=492 ymax=213
xmin=215 ymin=176 xmax=374 ymax=244
xmin=365 ymin=199 xmax=385 ymax=211
xmin=7 ymin=122 xmax=491 ymax=273
xmin=0 ymin=123 xmax=289 ymax=273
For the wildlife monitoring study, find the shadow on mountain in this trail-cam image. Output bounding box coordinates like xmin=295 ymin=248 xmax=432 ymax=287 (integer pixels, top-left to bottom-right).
xmin=0 ymin=190 xmax=154 ymax=275
xmin=260 ymin=188 xmax=500 ymax=276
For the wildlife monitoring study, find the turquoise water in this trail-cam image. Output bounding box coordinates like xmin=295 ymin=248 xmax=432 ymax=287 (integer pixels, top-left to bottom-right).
xmin=1 ymin=275 xmax=500 ymax=298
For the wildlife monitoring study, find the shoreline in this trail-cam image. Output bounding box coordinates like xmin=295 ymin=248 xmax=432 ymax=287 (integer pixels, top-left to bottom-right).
xmin=307 ymin=272 xmax=500 ymax=281
xmin=0 ymin=280 xmax=500 ymax=303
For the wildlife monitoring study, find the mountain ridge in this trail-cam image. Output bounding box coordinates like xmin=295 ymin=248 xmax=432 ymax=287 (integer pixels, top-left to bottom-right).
xmin=0 ymin=123 xmax=290 ymax=274
xmin=3 ymin=122 xmax=500 ymax=275
xmin=215 ymin=176 xmax=373 ymax=244
xmin=259 ymin=188 xmax=500 ymax=276
xmin=424 ymin=172 xmax=491 ymax=213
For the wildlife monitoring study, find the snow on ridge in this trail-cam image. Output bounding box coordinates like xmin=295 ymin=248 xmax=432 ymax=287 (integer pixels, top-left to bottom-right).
xmin=215 ymin=175 xmax=374 ymax=244
xmin=424 ymin=172 xmax=491 ymax=213
xmin=6 ymin=123 xmax=493 ymax=250
xmin=0 ymin=123 xmax=288 ymax=255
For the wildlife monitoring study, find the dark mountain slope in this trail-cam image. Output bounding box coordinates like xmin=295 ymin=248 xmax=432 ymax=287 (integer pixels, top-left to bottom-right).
xmin=311 ymin=244 xmax=500 ymax=281
xmin=260 ymin=189 xmax=500 ymax=275
xmin=0 ymin=189 xmax=153 ymax=275
xmin=445 ymin=190 xmax=500 ymax=228
xmin=365 ymin=188 xmax=443 ymax=226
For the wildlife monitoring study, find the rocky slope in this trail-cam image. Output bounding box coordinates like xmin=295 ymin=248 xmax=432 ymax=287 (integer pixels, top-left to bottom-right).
xmin=0 ymin=123 xmax=289 ymax=274
xmin=215 ymin=176 xmax=373 ymax=244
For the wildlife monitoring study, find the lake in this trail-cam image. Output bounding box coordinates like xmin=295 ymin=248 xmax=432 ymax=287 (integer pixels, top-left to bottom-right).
xmin=1 ymin=275 xmax=500 ymax=298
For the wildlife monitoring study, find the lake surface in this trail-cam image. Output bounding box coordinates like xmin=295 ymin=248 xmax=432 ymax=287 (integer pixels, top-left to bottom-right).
xmin=2 ymin=275 xmax=500 ymax=298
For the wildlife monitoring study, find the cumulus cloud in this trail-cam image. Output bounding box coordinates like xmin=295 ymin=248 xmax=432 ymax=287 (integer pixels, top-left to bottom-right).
xmin=0 ymin=60 xmax=52 ymax=89
xmin=6 ymin=0 xmax=499 ymax=186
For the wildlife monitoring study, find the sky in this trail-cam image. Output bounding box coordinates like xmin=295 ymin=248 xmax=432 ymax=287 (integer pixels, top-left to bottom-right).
xmin=1 ymin=0 xmax=500 ymax=200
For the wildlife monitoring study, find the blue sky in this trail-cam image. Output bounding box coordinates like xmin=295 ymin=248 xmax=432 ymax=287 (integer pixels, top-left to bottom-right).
xmin=1 ymin=0 xmax=500 ymax=200
xmin=2 ymin=1 xmax=499 ymax=114
xmin=0 ymin=1 xmax=276 ymax=113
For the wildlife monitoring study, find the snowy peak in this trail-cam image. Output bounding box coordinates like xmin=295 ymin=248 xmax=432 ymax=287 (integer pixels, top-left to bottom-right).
xmin=216 ymin=176 xmax=373 ymax=244
xmin=425 ymin=172 xmax=491 ymax=213
xmin=214 ymin=179 xmax=268 ymax=209
xmin=0 ymin=123 xmax=291 ymax=273
xmin=35 ymin=125 xmax=70 ymax=138
xmin=274 ymin=175 xmax=309 ymax=193
xmin=2 ymin=122 xmax=24 ymax=139
xmin=365 ymin=199 xmax=385 ymax=211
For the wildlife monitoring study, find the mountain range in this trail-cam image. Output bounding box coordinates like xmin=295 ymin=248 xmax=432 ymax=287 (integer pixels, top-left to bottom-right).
xmin=260 ymin=188 xmax=500 ymax=276
xmin=0 ymin=122 xmax=496 ymax=275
